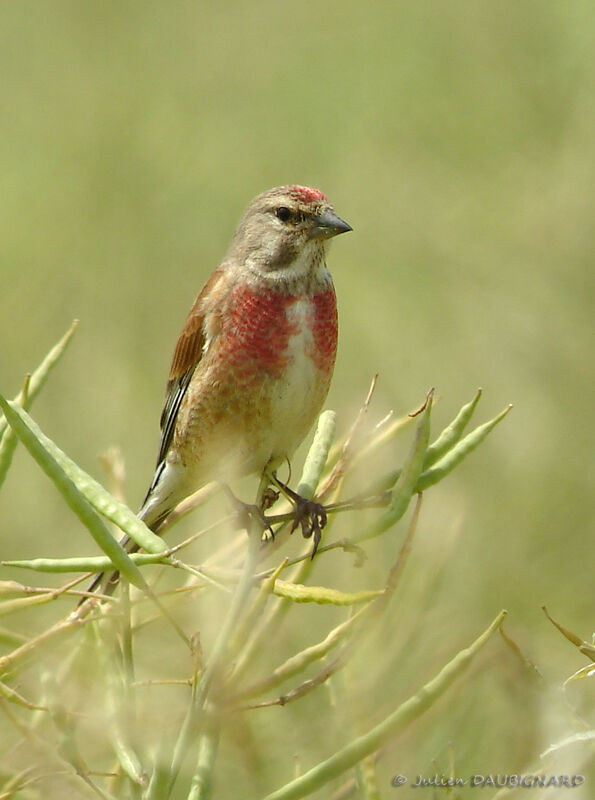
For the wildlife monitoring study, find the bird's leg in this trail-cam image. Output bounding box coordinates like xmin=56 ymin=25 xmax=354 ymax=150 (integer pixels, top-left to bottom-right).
xmin=270 ymin=477 xmax=327 ymax=558
xmin=222 ymin=484 xmax=275 ymax=541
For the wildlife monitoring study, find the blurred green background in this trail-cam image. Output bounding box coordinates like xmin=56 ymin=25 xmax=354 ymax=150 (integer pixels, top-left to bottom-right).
xmin=1 ymin=1 xmax=594 ymax=797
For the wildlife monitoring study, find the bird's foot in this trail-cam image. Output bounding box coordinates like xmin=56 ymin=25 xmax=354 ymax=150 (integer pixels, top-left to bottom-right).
xmin=261 ymin=486 xmax=280 ymax=511
xmin=273 ymin=479 xmax=327 ymax=557
xmin=223 ymin=486 xmax=275 ymax=541
xmin=290 ymin=498 xmax=327 ymax=557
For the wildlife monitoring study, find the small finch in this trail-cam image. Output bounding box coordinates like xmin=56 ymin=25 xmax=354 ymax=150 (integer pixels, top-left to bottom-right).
xmin=90 ymin=185 xmax=351 ymax=594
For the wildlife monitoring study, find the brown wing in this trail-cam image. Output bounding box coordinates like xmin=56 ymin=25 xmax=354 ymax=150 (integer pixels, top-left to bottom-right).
xmin=154 ymin=268 xmax=225 ymax=469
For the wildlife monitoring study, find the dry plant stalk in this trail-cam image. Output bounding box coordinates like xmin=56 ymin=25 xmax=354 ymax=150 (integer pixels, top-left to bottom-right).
xmin=0 ymin=325 xmax=512 ymax=800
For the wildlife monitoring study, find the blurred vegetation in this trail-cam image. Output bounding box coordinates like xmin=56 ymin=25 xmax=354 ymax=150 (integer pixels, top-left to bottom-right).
xmin=0 ymin=370 xmax=511 ymax=799
xmin=1 ymin=1 xmax=594 ymax=798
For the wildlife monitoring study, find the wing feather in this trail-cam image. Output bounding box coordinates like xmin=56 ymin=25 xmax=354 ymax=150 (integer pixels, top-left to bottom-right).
xmin=154 ymin=268 xmax=225 ymax=467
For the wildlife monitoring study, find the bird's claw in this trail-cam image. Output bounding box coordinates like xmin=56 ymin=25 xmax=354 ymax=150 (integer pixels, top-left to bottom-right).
xmin=289 ymin=498 xmax=327 ymax=558
xmin=271 ymin=477 xmax=328 ymax=557
xmin=261 ymin=487 xmax=280 ymax=510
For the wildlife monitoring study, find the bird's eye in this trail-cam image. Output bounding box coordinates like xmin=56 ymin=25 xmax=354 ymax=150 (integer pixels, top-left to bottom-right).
xmin=275 ymin=206 xmax=292 ymax=222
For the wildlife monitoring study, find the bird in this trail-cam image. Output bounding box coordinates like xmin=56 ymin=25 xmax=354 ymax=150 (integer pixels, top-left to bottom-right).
xmin=88 ymin=185 xmax=351 ymax=596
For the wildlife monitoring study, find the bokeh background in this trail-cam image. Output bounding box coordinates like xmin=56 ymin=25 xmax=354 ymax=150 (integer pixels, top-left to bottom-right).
xmin=1 ymin=1 xmax=594 ymax=797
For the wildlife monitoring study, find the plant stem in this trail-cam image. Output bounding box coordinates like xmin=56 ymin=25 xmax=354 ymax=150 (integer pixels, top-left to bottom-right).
xmin=164 ymin=478 xmax=267 ymax=797
xmin=262 ymin=611 xmax=506 ymax=800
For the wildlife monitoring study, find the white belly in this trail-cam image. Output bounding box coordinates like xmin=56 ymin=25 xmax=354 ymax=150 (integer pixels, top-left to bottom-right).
xmin=274 ymin=298 xmax=318 ymax=421
xmin=254 ymin=296 xmax=325 ymax=470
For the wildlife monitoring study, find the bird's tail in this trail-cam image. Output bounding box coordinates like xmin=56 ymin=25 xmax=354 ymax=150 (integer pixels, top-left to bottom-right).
xmin=79 ymin=459 xmax=188 ymax=603
xmin=79 ymin=502 xmax=170 ymax=602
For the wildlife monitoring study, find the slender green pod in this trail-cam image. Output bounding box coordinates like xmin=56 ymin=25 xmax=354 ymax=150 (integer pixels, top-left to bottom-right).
xmin=358 ymin=755 xmax=381 ymax=800
xmin=227 ymin=559 xmax=287 ymax=663
xmin=263 ymin=611 xmax=506 ymax=800
xmin=356 ymin=390 xmax=433 ymax=542
xmin=296 ymin=409 xmax=336 ymax=499
xmin=358 ymin=397 xmax=510 ymax=499
xmin=0 ymin=396 xmax=151 ymax=592
xmin=417 ymin=404 xmax=512 ymax=491
xmin=91 ymin=624 xmax=147 ymax=789
xmin=423 ymin=388 xmax=482 ymax=468
xmin=3 ymin=552 xmax=170 ymax=573
xmin=0 ymin=593 xmax=57 ymax=617
xmin=187 ymin=717 xmax=220 ymax=800
xmin=0 ymin=321 xmax=78 ymax=489
xmin=0 ymin=680 xmax=46 ymax=711
xmin=273 ymin=581 xmax=382 ymax=605
xmin=234 ymin=607 xmax=366 ymax=702
xmin=0 ymin=397 xmax=166 ymax=554
xmin=0 ymin=320 xmax=77 ymax=442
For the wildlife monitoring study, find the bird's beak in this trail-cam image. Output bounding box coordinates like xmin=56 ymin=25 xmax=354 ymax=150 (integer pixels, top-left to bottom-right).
xmin=310 ymin=208 xmax=353 ymax=240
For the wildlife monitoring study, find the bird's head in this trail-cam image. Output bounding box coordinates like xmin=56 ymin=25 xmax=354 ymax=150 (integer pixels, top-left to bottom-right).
xmin=225 ymin=185 xmax=351 ymax=280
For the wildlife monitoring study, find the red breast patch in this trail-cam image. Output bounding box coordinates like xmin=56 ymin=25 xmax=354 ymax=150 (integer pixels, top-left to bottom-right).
xmin=223 ymin=286 xmax=337 ymax=380
xmin=309 ymin=289 xmax=338 ymax=374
